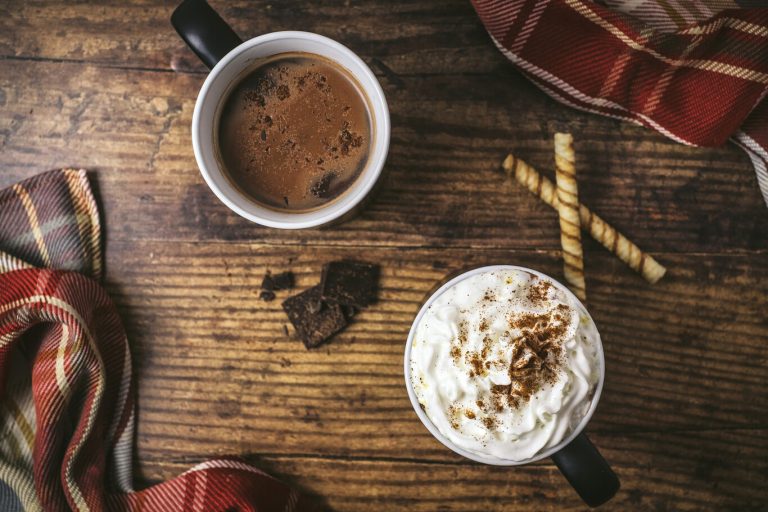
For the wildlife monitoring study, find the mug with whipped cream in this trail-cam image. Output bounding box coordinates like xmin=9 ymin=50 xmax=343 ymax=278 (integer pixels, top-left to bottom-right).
xmin=404 ymin=265 xmax=619 ymax=507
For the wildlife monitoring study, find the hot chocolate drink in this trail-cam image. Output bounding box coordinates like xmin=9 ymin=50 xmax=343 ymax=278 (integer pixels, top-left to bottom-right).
xmin=409 ymin=269 xmax=601 ymax=461
xmin=217 ymin=52 xmax=372 ymax=211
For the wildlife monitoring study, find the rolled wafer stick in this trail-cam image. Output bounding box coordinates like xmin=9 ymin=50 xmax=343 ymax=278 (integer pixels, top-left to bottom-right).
xmin=553 ymin=133 xmax=587 ymax=301
xmin=502 ymin=153 xmax=667 ymax=284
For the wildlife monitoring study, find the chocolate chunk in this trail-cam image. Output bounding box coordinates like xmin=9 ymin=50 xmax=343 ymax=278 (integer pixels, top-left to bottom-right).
xmin=261 ymin=272 xmax=275 ymax=291
xmin=260 ymin=289 xmax=276 ymax=302
xmin=261 ymin=270 xmax=294 ymax=291
xmin=321 ymin=260 xmax=380 ymax=308
xmin=282 ymin=285 xmax=347 ymax=349
xmin=276 ymin=84 xmax=290 ymax=100
xmin=271 ymin=271 xmax=294 ymax=290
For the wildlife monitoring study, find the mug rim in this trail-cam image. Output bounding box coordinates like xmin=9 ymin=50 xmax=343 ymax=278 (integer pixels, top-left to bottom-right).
xmin=191 ymin=30 xmax=390 ymax=229
xmin=403 ymin=264 xmax=606 ymax=466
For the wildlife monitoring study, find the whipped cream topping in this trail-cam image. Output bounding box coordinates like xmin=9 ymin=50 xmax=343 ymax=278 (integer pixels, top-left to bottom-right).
xmin=410 ymin=269 xmax=600 ymax=462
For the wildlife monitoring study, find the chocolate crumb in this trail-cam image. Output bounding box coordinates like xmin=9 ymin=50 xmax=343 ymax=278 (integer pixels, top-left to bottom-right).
xmin=276 ymin=84 xmax=290 ymax=100
xmin=261 ymin=270 xmax=294 ymax=294
xmin=261 ymin=272 xmax=275 ymax=292
xmin=310 ymin=171 xmax=336 ymax=198
xmin=271 ymin=272 xmax=294 ymax=290
xmin=338 ymin=125 xmax=363 ymax=156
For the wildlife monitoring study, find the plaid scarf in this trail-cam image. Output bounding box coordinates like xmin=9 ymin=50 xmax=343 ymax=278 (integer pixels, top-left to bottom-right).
xmin=0 ymin=170 xmax=309 ymax=511
xmin=472 ymin=0 xmax=768 ymax=207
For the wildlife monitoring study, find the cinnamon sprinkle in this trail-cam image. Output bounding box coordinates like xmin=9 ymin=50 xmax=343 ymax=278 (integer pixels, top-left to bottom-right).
xmin=466 ymin=351 xmax=486 ymax=378
xmin=444 ymin=283 xmax=574 ymax=434
xmin=482 ymin=305 xmax=571 ymax=422
xmin=450 ymin=345 xmax=461 ymax=363
xmin=482 ymin=416 xmax=497 ymax=430
xmin=526 ymin=278 xmax=552 ymax=306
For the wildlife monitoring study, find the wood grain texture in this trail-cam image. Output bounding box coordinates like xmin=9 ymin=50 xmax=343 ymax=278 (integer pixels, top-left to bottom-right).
xmin=106 ymin=243 xmax=767 ymax=455
xmin=2 ymin=0 xmax=767 ymax=510
xmin=1 ymin=55 xmax=766 ymax=252
xmin=137 ymin=428 xmax=768 ymax=511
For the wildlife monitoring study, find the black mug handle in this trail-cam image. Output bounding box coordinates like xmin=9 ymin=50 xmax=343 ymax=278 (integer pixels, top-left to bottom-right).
xmin=551 ymin=432 xmax=620 ymax=507
xmin=171 ymin=0 xmax=243 ymax=69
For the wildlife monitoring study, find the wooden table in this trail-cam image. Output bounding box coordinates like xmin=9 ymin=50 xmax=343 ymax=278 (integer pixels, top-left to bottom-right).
xmin=1 ymin=1 xmax=767 ymax=510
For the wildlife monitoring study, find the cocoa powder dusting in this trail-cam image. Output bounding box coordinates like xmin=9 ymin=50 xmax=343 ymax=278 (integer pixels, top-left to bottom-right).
xmin=481 ymin=335 xmax=492 ymax=359
xmin=450 ymin=345 xmax=461 ymax=364
xmin=458 ymin=320 xmax=468 ymax=345
xmin=480 ymin=304 xmax=571 ymax=427
xmin=466 ymin=351 xmax=486 ymax=378
xmin=526 ymin=278 xmax=552 ymax=306
xmin=444 ymin=278 xmax=575 ymax=435
xmin=448 ymin=404 xmax=460 ymax=430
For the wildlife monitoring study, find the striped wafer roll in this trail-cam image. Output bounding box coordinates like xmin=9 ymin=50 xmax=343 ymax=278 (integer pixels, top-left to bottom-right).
xmin=502 ymin=153 xmax=667 ymax=284
xmin=553 ymin=133 xmax=587 ymax=301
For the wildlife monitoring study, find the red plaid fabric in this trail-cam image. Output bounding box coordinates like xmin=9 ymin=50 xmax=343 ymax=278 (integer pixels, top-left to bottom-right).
xmin=0 ymin=170 xmax=312 ymax=511
xmin=472 ymin=0 xmax=768 ymax=206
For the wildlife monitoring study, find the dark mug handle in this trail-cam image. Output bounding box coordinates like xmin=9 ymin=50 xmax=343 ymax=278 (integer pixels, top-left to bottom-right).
xmin=171 ymin=0 xmax=243 ymax=69
xmin=551 ymin=432 xmax=620 ymax=507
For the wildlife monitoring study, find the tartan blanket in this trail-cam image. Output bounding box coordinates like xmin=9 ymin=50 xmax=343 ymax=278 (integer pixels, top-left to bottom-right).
xmin=471 ymin=0 xmax=768 ymax=207
xmin=0 ymin=170 xmax=309 ymax=511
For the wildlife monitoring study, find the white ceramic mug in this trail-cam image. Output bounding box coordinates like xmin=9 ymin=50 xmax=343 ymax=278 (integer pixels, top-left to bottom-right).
xmin=404 ymin=265 xmax=619 ymax=506
xmin=173 ymin=0 xmax=390 ymax=229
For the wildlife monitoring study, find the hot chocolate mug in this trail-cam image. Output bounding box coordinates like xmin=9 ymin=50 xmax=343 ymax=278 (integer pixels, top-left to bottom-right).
xmin=172 ymin=0 xmax=390 ymax=229
xmin=405 ymin=265 xmax=620 ymax=507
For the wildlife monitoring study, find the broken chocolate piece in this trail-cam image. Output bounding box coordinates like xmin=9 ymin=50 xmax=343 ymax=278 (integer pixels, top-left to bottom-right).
xmin=321 ymin=260 xmax=380 ymax=308
xmin=260 ymin=270 xmax=294 ymax=301
xmin=282 ymin=285 xmax=347 ymax=349
xmin=271 ymin=271 xmax=294 ymax=290
xmin=261 ymin=271 xmax=275 ymax=292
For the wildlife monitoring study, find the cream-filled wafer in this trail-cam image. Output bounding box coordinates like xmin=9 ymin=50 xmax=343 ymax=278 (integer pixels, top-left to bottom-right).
xmin=554 ymin=133 xmax=586 ymax=300
xmin=502 ymin=153 xmax=667 ymax=284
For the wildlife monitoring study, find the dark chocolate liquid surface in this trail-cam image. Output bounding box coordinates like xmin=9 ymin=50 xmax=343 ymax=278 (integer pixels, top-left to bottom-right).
xmin=217 ymin=53 xmax=371 ymax=211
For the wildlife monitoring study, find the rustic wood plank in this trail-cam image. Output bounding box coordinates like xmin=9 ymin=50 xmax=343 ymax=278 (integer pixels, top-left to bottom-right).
xmin=1 ymin=59 xmax=765 ymax=252
xmin=102 ymin=241 xmax=768 ymax=464
xmin=0 ymin=0 xmax=499 ymax=75
xmin=135 ymin=428 xmax=768 ymax=511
